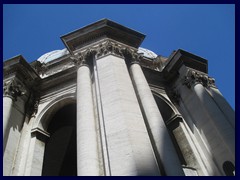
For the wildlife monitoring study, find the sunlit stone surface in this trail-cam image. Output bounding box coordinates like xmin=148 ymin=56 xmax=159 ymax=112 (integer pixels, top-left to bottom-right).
xmin=3 ymin=19 xmax=235 ymax=176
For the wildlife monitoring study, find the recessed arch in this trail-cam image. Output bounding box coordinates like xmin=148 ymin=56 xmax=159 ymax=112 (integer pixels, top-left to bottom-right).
xmin=151 ymin=90 xmax=201 ymax=172
xmin=151 ymin=90 xmax=178 ymax=122
xmin=27 ymin=94 xmax=77 ymax=176
xmin=42 ymin=103 xmax=77 ymax=176
xmin=34 ymin=93 xmax=76 ymax=132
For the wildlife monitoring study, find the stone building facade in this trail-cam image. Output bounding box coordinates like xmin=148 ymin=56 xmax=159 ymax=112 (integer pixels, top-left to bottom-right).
xmin=3 ymin=19 xmax=235 ymax=176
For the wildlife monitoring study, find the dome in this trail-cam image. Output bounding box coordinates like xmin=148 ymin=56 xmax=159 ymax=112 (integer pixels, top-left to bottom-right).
xmin=37 ymin=47 xmax=157 ymax=63
xmin=138 ymin=47 xmax=157 ymax=59
xmin=37 ymin=48 xmax=69 ymax=63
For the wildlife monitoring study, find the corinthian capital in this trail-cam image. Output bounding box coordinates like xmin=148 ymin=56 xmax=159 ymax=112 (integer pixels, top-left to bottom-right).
xmin=3 ymin=79 xmax=26 ymax=101
xmin=182 ymin=69 xmax=216 ymax=88
xmin=95 ymin=41 xmax=124 ymax=59
xmin=71 ymin=52 xmax=84 ymax=66
xmin=121 ymin=47 xmax=143 ymax=64
xmin=71 ymin=49 xmax=96 ymax=67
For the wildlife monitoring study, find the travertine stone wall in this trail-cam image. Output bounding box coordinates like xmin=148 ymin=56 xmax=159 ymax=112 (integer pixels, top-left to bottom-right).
xmin=3 ymin=19 xmax=235 ymax=176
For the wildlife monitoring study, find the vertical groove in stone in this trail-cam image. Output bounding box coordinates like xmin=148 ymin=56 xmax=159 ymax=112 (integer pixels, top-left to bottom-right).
xmin=93 ymin=58 xmax=111 ymax=176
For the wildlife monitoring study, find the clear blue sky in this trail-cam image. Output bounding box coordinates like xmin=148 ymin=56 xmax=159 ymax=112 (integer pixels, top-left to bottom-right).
xmin=3 ymin=4 xmax=235 ymax=109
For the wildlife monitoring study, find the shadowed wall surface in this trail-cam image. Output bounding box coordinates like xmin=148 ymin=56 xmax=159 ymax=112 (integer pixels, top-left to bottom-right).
xmin=42 ymin=104 xmax=77 ymax=176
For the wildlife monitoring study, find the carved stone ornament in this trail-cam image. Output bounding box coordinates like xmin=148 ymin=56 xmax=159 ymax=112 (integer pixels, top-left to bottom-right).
xmin=95 ymin=40 xmax=126 ymax=59
xmin=122 ymin=47 xmax=143 ymax=64
xmin=71 ymin=48 xmax=96 ymax=66
xmin=25 ymin=93 xmax=40 ymax=118
xmin=182 ymin=69 xmax=216 ymax=88
xmin=30 ymin=99 xmax=40 ymax=118
xmin=3 ymin=79 xmax=26 ymax=101
xmin=32 ymin=61 xmax=48 ymax=76
xmin=70 ymin=40 xmax=143 ymax=65
xmin=169 ymin=89 xmax=181 ymax=105
xmin=70 ymin=52 xmax=84 ymax=66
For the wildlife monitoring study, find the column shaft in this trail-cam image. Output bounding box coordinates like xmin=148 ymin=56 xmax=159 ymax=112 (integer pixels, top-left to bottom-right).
xmin=129 ymin=63 xmax=184 ymax=176
xmin=208 ymin=87 xmax=235 ymax=128
xmin=76 ymin=65 xmax=99 ymax=175
xmin=193 ymin=83 xmax=234 ymax=158
xmin=3 ymin=96 xmax=13 ymax=148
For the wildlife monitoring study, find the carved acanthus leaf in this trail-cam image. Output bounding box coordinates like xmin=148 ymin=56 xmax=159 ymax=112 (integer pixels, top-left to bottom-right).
xmin=183 ymin=69 xmax=216 ymax=88
xmin=3 ymin=79 xmax=26 ymax=101
xmin=71 ymin=52 xmax=84 ymax=66
xmin=95 ymin=41 xmax=124 ymax=59
xmin=71 ymin=40 xmax=143 ymax=65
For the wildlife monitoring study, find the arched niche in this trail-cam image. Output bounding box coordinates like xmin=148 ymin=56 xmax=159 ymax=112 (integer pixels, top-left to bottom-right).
xmin=151 ymin=90 xmax=200 ymax=175
xmin=151 ymin=91 xmax=187 ymax=164
xmin=27 ymin=94 xmax=76 ymax=176
xmin=34 ymin=94 xmax=76 ymax=132
xmin=42 ymin=103 xmax=77 ymax=176
xmin=151 ymin=91 xmax=178 ymax=124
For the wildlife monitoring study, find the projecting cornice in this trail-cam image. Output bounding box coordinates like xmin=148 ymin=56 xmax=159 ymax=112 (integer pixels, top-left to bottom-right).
xmin=3 ymin=55 xmax=40 ymax=80
xmin=163 ymin=49 xmax=208 ymax=81
xmin=61 ymin=19 xmax=145 ymax=54
xmin=3 ymin=55 xmax=41 ymax=90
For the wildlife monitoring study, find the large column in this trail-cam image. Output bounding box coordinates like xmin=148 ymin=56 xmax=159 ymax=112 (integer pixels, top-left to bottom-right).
xmin=193 ymin=83 xmax=234 ymax=156
xmin=129 ymin=61 xmax=184 ymax=176
xmin=3 ymin=96 xmax=13 ymax=142
xmin=76 ymin=58 xmax=100 ymax=175
xmin=181 ymin=69 xmax=235 ymax=174
xmin=3 ymin=79 xmax=25 ymax=150
xmin=207 ymin=87 xmax=235 ymax=128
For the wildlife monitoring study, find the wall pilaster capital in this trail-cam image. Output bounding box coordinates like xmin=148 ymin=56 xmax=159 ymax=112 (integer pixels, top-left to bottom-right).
xmin=3 ymin=79 xmax=26 ymax=101
xmin=71 ymin=39 xmax=143 ymax=66
xmin=71 ymin=48 xmax=96 ymax=68
xmin=95 ymin=40 xmax=124 ymax=59
xmin=182 ymin=69 xmax=216 ymax=89
xmin=71 ymin=52 xmax=84 ymax=66
xmin=121 ymin=47 xmax=143 ymax=65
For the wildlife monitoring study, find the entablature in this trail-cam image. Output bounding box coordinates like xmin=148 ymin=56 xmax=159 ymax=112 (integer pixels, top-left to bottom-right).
xmin=61 ymin=19 xmax=145 ymax=54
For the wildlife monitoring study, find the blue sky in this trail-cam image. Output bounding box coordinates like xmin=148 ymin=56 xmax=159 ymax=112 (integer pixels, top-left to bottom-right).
xmin=3 ymin=4 xmax=235 ymax=109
